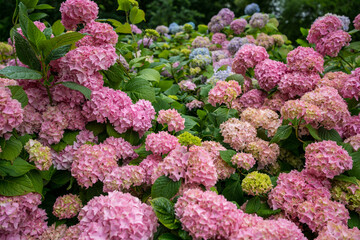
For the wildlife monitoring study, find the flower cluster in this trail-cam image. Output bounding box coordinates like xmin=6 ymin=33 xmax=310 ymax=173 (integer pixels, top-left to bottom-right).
xmin=231 ymin=152 xmax=256 ymax=170
xmin=103 ymin=165 xmax=145 ymax=192
xmin=249 ymin=13 xmax=269 ymax=29
xmin=341 ymin=67 xmax=360 ymax=100
xmin=186 ymin=99 xmax=204 ymax=110
xmin=331 ymin=179 xmax=360 ymax=214
xmin=354 ymin=14 xmax=360 ymax=30
xmin=316 ymin=222 xmax=360 ymax=240
xmin=24 ymin=139 xmax=52 ymax=170
xmin=189 ymin=47 xmax=210 ymax=59
xmin=244 ymin=3 xmax=260 ymax=15
xmin=344 ymin=134 xmax=360 ymax=151
xmin=155 ymin=25 xmax=169 ymax=34
xmin=227 ymin=37 xmax=249 ymax=55
xmin=245 ymin=138 xmax=280 ymax=169
xmin=0 ymin=86 xmax=23 ymax=135
xmin=208 ymin=80 xmax=242 ymax=107
xmin=77 ymin=21 xmax=118 ymax=47
xmin=255 ymin=33 xmax=275 ymax=49
xmin=232 ymin=44 xmax=269 ymax=75
xmin=157 ymin=109 xmax=185 ymax=132
xmin=178 ymin=80 xmax=196 ymax=91
xmin=317 ymin=71 xmax=349 ymax=92
xmin=230 ymin=19 xmax=247 ymax=35
xmin=178 ymin=131 xmax=202 ymax=146
xmin=145 ymin=131 xmax=180 ymax=155
xmin=218 ymin=8 xmax=235 ymax=25
xmin=139 ymin=154 xmax=162 ymax=185
xmin=212 ymin=33 xmax=227 ymax=45
xmin=53 ymin=194 xmax=83 ymax=219
xmin=242 ymin=171 xmax=273 ymax=196
xmin=191 ymin=36 xmax=211 ymax=48
xmin=60 ymin=0 xmax=98 ymax=30
xmin=208 ymin=15 xmax=226 ymax=33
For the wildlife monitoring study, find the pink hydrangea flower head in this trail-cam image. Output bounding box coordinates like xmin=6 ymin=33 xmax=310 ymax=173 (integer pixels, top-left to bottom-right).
xmin=58 ymin=103 xmax=86 ymax=130
xmin=0 ymin=86 xmax=23 ymax=135
xmin=60 ymin=0 xmax=98 ymax=30
xmin=178 ymin=80 xmax=196 ymax=91
xmin=77 ymin=191 xmax=158 ymax=239
xmin=230 ymin=19 xmax=247 ymax=35
xmin=341 ymin=67 xmax=360 ymax=100
xmin=316 ymin=222 xmax=360 ymax=240
xmin=307 ymin=15 xmax=342 ymax=44
xmin=157 ymin=109 xmax=185 ymax=132
xmin=232 ymin=44 xmax=269 ymax=75
xmin=102 ymin=136 xmax=138 ymax=161
xmin=281 ymin=100 xmax=323 ymax=127
xmin=344 ymin=134 xmax=360 ymax=151
xmin=208 ymin=15 xmax=226 ymax=33
xmin=103 ymin=165 xmax=145 ymax=192
xmin=53 ymin=194 xmax=83 ymax=219
xmin=78 ymin=21 xmax=118 ymax=47
xmin=0 ymin=78 xmax=17 ymax=87
xmin=354 ymin=14 xmax=360 ymax=30
xmin=38 ymin=224 xmax=67 ymax=240
xmin=254 ymin=59 xmax=287 ymax=91
xmin=39 ymin=105 xmax=68 ymax=145
xmin=342 ymin=115 xmax=360 ymax=139
xmin=278 ymin=71 xmax=320 ymax=98
xmin=220 ymin=118 xmax=257 ymax=151
xmin=16 ymin=105 xmax=42 ymax=135
xmin=25 ymin=139 xmax=52 ymax=170
xmin=212 ymin=33 xmax=227 ymax=45
xmin=316 ymin=30 xmax=351 ymax=57
xmin=245 ymin=138 xmax=280 ymax=169
xmin=186 ymin=99 xmax=204 ymax=110
xmin=145 ymin=131 xmax=180 ymax=155
xmin=305 ymin=141 xmax=352 ymax=179
xmin=208 ymin=80 xmax=242 ymax=107
xmin=238 ymin=89 xmax=267 ymax=109
xmin=139 ymin=154 xmax=162 ymax=185
xmin=231 ymin=152 xmax=256 ymax=170
xmin=262 ymin=91 xmax=288 ymax=112
xmin=317 ymin=71 xmax=349 ymax=92
xmin=51 ymin=82 xmax=85 ymax=107
xmin=287 ymin=46 xmax=324 ymax=73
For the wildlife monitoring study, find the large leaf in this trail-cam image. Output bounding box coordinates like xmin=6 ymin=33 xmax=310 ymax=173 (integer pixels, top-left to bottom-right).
xmin=213 ymin=107 xmax=238 ymax=125
xmin=0 ymin=158 xmax=35 ymax=177
xmin=29 ymin=13 xmax=48 ymax=21
xmin=35 ymin=4 xmax=54 ymax=9
xmin=333 ymin=174 xmax=359 ymax=185
xmin=0 ymin=66 xmax=42 ymax=79
xmin=14 ymin=31 xmax=41 ymax=71
xmin=20 ymin=0 xmax=39 ymax=8
xmin=0 ymin=137 xmax=23 ymax=161
xmin=347 ymin=151 xmax=360 ymax=180
xmin=158 ymin=233 xmax=180 ymax=240
xmin=348 ymin=211 xmax=360 ymax=229
xmin=39 ymin=32 xmax=85 ymax=57
xmin=318 ymin=127 xmax=342 ymax=142
xmin=61 ymin=82 xmax=91 ymax=100
xmin=7 ymin=85 xmax=28 ymax=108
xmin=52 ymin=20 xmax=65 ymax=36
xmin=150 ymin=197 xmax=180 ymax=230
xmin=45 ymin=44 xmax=71 ymax=64
xmin=256 ymin=202 xmax=281 ymax=218
xmin=62 ymin=130 xmax=80 ymax=145
xmin=220 ymin=150 xmax=237 ymax=166
xmin=123 ymin=77 xmax=156 ymax=102
xmin=222 ymin=177 xmax=244 ymax=205
xmin=151 ymin=176 xmax=181 ymax=199
xmin=181 ymin=115 xmax=198 ymax=131
xmin=270 ymin=125 xmax=293 ymax=143
xmin=0 ymin=174 xmax=35 ymax=196
xmin=305 ymin=124 xmax=321 ymax=141
xmin=115 ymin=22 xmax=132 ymax=34
xmin=27 ymin=170 xmax=43 ymax=195
xmin=138 ymin=69 xmax=160 ymax=82
xmin=245 ymin=196 xmax=261 ymax=214
xmin=130 ymin=7 xmax=145 ymax=24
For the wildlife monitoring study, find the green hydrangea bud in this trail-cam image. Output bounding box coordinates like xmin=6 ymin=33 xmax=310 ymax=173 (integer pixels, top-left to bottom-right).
xmin=272 ymin=34 xmax=285 ymax=47
xmin=198 ymin=24 xmax=208 ymax=34
xmin=170 ymin=49 xmax=180 ymax=56
xmin=241 ymin=171 xmax=273 ymax=196
xmin=24 ymin=139 xmax=52 ymax=171
xmin=331 ymin=180 xmax=360 ymax=214
xmin=190 ymin=67 xmax=201 ymax=76
xmin=145 ymin=29 xmax=160 ymax=38
xmin=178 ymin=132 xmax=202 ymax=147
xmin=0 ymin=42 xmax=13 ymax=56
xmin=181 ymin=48 xmax=191 ymax=55
xmin=183 ymin=23 xmax=193 ymax=33
xmin=162 ymin=43 xmax=170 ymax=49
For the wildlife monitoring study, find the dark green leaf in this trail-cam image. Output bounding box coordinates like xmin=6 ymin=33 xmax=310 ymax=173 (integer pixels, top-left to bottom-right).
xmin=158 ymin=81 xmax=173 ymax=91
xmin=347 ymin=152 xmax=360 ymax=180
xmin=159 ymin=234 xmax=180 ymax=240
xmin=164 ymin=85 xmax=180 ymax=95
xmin=7 ymin=85 xmax=28 ymax=108
xmin=270 ymin=125 xmax=293 ymax=143
xmin=256 ymin=202 xmax=281 ymax=218
xmin=18 ymin=2 xmax=30 ymax=38
xmin=0 ymin=174 xmax=35 ymax=196
xmin=150 ymin=197 xmax=180 ymax=230
xmin=102 ymin=64 xmax=126 ymax=86
xmin=62 ymin=131 xmax=79 ymax=145
xmin=118 ymin=129 xmax=141 ymax=146
xmin=39 ymin=32 xmax=85 ymax=57
xmin=200 ymin=84 xmax=212 ymax=98
xmin=220 ymin=150 xmax=237 ymax=166
xmin=151 ymin=176 xmax=181 ymax=199
xmin=318 ymin=127 xmax=342 ymax=142
xmin=35 ymin=4 xmax=54 ymax=9
xmin=106 ymin=123 xmax=122 ymax=138
xmin=123 ymin=77 xmax=156 ymax=102
xmin=26 ymin=16 xmax=46 ymax=47
xmin=51 ymin=141 xmax=67 ymax=152
xmin=14 ymin=31 xmax=41 ymax=71
xmin=27 ymin=170 xmax=43 ymax=194
xmin=43 ymin=27 xmax=52 ymax=39
xmin=86 ymin=122 xmax=106 ymax=136
xmin=0 ymin=137 xmax=23 ymax=161
xmin=0 ymin=66 xmax=42 ymax=79
xmin=20 ymin=0 xmax=39 ymax=8
xmin=45 ymin=44 xmax=71 ymax=64
xmin=181 ymin=114 xmax=198 ymax=131
xmin=334 ymin=174 xmax=359 ymax=185
xmin=222 ymin=178 xmax=244 ymax=205
xmin=61 ymin=82 xmax=91 ymax=100
xmin=213 ymin=107 xmax=238 ymax=125
xmin=178 ymin=230 xmax=192 ymax=240
xmin=50 ymin=170 xmax=71 ymax=187
xmin=245 ymin=196 xmax=261 ymax=214
xmin=0 ymin=158 xmax=35 ymax=177
xmin=40 ymin=165 xmax=56 ymax=181
xmin=306 ymin=124 xmax=321 ymax=141
xmin=29 ymin=13 xmax=47 ymax=21
xmin=348 ymin=211 xmax=360 ymax=229
xmin=52 ymin=20 xmax=65 ymax=36
xmin=225 ymin=74 xmax=245 ymax=85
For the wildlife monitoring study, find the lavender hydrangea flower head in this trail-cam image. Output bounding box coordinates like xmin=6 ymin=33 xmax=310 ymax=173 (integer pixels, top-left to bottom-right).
xmin=218 ymin=8 xmax=235 ymax=25
xmin=189 ymin=48 xmax=210 ymax=59
xmin=155 ymin=25 xmax=169 ymax=34
xmin=227 ymin=37 xmax=249 ymax=55
xmin=249 ymin=13 xmax=269 ymax=29
xmin=244 ymin=3 xmax=260 ymax=15
xmin=208 ymin=15 xmax=226 ymax=33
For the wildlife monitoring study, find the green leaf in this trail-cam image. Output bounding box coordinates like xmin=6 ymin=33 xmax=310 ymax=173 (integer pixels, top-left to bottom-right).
xmin=0 ymin=158 xmax=35 ymax=177
xmin=39 ymin=32 xmax=85 ymax=57
xmin=62 ymin=131 xmax=80 ymax=145
xmin=305 ymin=124 xmax=321 ymax=141
xmin=270 ymin=125 xmax=293 ymax=143
xmin=0 ymin=66 xmax=42 ymax=79
xmin=182 ymin=115 xmax=198 ymax=131
xmin=213 ymin=107 xmax=238 ymax=125
xmin=45 ymin=44 xmax=71 ymax=64
xmin=50 ymin=170 xmax=71 ymax=187
xmin=200 ymin=84 xmax=212 ymax=98
xmin=20 ymin=0 xmax=39 ymax=8
xmin=85 ymin=122 xmax=106 ymax=136
xmin=150 ymin=197 xmax=180 ymax=230
xmin=219 ymin=150 xmax=237 ymax=166
xmin=14 ymin=31 xmax=41 ymax=71
xmin=151 ymin=176 xmax=181 ymax=199
xmin=52 ymin=20 xmax=65 ymax=36
xmin=7 ymin=85 xmax=28 ymax=108
xmin=0 ymin=137 xmax=23 ymax=161
xmin=245 ymin=196 xmax=261 ymax=214
xmin=334 ymin=174 xmax=359 ymax=185
xmin=158 ymin=81 xmax=173 ymax=91
xmin=61 ymin=82 xmax=91 ymax=100
xmin=35 ymin=4 xmax=54 ymax=9
xmin=178 ymin=230 xmax=192 ymax=240
xmin=106 ymin=123 xmax=122 ymax=138
xmin=0 ymin=174 xmax=35 ymax=196
xmin=115 ymin=22 xmax=132 ymax=34
xmin=27 ymin=170 xmax=43 ymax=195
xmin=348 ymin=211 xmax=360 ymax=229
xmin=117 ymin=0 xmax=131 ymax=11
xmin=130 ymin=7 xmax=145 ymax=24
xmin=197 ymin=109 xmax=207 ymax=120
xmin=222 ymin=178 xmax=244 ymax=205
xmin=40 ymin=165 xmax=56 ymax=181
xmin=164 ymin=85 xmax=180 ymax=95
xmin=26 ymin=16 xmax=46 ymax=48
xmin=225 ymin=74 xmax=245 ymax=85
xmin=347 ymin=152 xmax=360 ymax=180
xmin=300 ymin=27 xmax=308 ymax=37
xmin=29 ymin=13 xmax=48 ymax=21
xmin=256 ymin=202 xmax=281 ymax=218
xmin=123 ymin=77 xmax=156 ymax=102
xmin=18 ymin=2 xmax=30 ymax=38
xmin=158 ymin=233 xmax=180 ymax=240
xmin=138 ymin=69 xmax=160 ymax=82
xmin=102 ymin=64 xmax=126 ymax=86
xmin=318 ymin=127 xmax=342 ymax=142
xmin=51 ymin=141 xmax=67 ymax=152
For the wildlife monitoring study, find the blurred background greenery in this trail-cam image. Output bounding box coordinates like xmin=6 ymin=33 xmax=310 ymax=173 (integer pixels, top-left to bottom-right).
xmin=1 ymin=0 xmax=360 ymax=42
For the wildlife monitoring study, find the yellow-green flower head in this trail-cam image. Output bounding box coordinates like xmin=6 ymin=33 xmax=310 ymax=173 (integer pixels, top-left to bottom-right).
xmin=198 ymin=24 xmax=208 ymax=34
xmin=145 ymin=29 xmax=160 ymax=38
xmin=25 ymin=139 xmax=52 ymax=171
xmin=190 ymin=67 xmax=201 ymax=75
xmin=241 ymin=171 xmax=273 ymax=196
xmin=331 ymin=180 xmax=360 ymax=214
xmin=163 ymin=43 xmax=170 ymax=49
xmin=184 ymin=23 xmax=193 ymax=33
xmin=0 ymin=42 xmax=13 ymax=56
xmin=178 ymin=132 xmax=202 ymax=147
xmin=170 ymin=49 xmax=180 ymax=55
xmin=181 ymin=48 xmax=191 ymax=55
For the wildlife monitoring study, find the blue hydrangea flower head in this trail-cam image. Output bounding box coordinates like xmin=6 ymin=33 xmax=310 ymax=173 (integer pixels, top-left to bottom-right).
xmin=189 ymin=48 xmax=210 ymax=59
xmin=245 ymin=3 xmax=260 ymax=15
xmin=169 ymin=22 xmax=182 ymax=34
xmin=186 ymin=22 xmax=196 ymax=29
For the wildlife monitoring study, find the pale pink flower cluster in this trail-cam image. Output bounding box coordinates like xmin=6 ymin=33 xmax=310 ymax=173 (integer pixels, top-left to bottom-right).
xmin=287 ymin=46 xmax=324 ymax=73
xmin=186 ymin=99 xmax=204 ymax=110
xmin=24 ymin=139 xmax=52 ymax=171
xmin=301 ymin=86 xmax=350 ymax=129
xmin=50 ymin=82 xmax=85 ymax=107
xmin=16 ymin=105 xmax=42 ymax=135
xmin=157 ymin=109 xmax=185 ymax=132
xmin=76 ymin=191 xmax=158 ymax=240
xmin=255 ymin=33 xmax=275 ymax=50
xmin=305 ymin=141 xmax=352 ymax=179
xmin=212 ymin=33 xmax=227 ymax=45
xmin=231 ymin=152 xmax=256 ymax=170
xmin=241 ymin=107 xmax=281 ymax=137
xmin=78 ymin=21 xmax=118 ymax=47
xmin=139 ymin=154 xmax=162 ymax=185
xmin=208 ymin=80 xmax=242 ymax=107
xmin=60 ymin=0 xmax=98 ymax=30
xmin=0 ymin=193 xmax=48 ymax=238
xmin=344 ymin=134 xmax=360 ymax=151
xmin=245 ymin=138 xmax=280 ymax=169
xmin=0 ymin=78 xmax=17 ymax=87
xmin=213 ymin=57 xmax=233 ymax=69
xmin=39 ymin=106 xmax=68 ymax=145
xmin=103 ymin=165 xmax=145 ymax=192
xmin=71 ymin=144 xmax=117 ymax=188
xmin=232 ymin=44 xmax=269 ymax=75
xmin=145 ymin=131 xmax=180 ymax=155
xmin=278 ymin=71 xmax=320 ymax=98
xmin=202 ymin=141 xmax=235 ymax=180
xmin=315 ymin=222 xmax=360 ymax=240
xmin=317 ymin=71 xmax=349 ymax=92
xmin=102 ymin=136 xmax=138 ymax=161
xmin=254 ymin=59 xmax=287 ymax=91
xmin=262 ymin=92 xmax=288 ymax=112
xmin=138 ymin=37 xmax=153 ymax=47
xmin=53 ymin=194 xmax=83 ymax=219
xmin=178 ymin=80 xmax=196 ymax=91
xmin=230 ymin=19 xmax=247 ymax=35
xmin=220 ymin=118 xmax=257 ymax=151
xmin=341 ymin=67 xmax=360 ymax=100
xmin=0 ymin=86 xmax=23 ymax=135
xmin=38 ymin=224 xmax=67 ymax=240
xmin=191 ymin=36 xmax=211 ymax=48
xmin=297 ymin=197 xmax=349 ymax=232
xmin=237 ymin=89 xmax=267 ymax=109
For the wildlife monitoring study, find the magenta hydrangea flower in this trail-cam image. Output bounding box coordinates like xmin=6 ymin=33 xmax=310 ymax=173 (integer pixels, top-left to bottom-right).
xmin=278 ymin=71 xmax=320 ymax=98
xmin=157 ymin=109 xmax=185 ymax=132
xmin=287 ymin=46 xmax=324 ymax=73
xmin=78 ymin=21 xmax=118 ymax=47
xmin=212 ymin=33 xmax=227 ymax=45
xmin=0 ymin=86 xmax=23 ymax=135
xmin=139 ymin=154 xmax=162 ymax=185
xmin=16 ymin=105 xmax=42 ymax=135
xmin=255 ymin=59 xmax=287 ymax=91
xmin=354 ymin=14 xmax=360 ymax=30
xmin=307 ymin=15 xmax=342 ymax=44
xmin=316 ymin=222 xmax=360 ymax=240
xmin=316 ymin=30 xmax=351 ymax=57
xmin=344 ymin=134 xmax=360 ymax=151
xmin=39 ymin=224 xmax=67 ymax=240
xmin=342 ymin=115 xmax=360 ymax=139
xmin=145 ymin=131 xmax=180 ymax=155
xmin=178 ymin=80 xmax=196 ymax=91
xmin=208 ymin=80 xmax=242 ymax=107
xmin=220 ymin=118 xmax=257 ymax=151
xmin=25 ymin=139 xmax=52 ymax=171
xmin=245 ymin=139 xmax=280 ymax=169
xmin=238 ymin=89 xmax=267 ymax=109
xmin=77 ymin=191 xmax=158 ymax=240
xmin=230 ymin=19 xmax=247 ymax=35
xmin=186 ymin=99 xmax=204 ymax=110
xmin=341 ymin=67 xmax=360 ymax=100
xmin=305 ymin=141 xmax=352 ymax=179
xmin=103 ymin=165 xmax=145 ymax=192
xmin=60 ymin=0 xmax=98 ymax=30
xmin=58 ymin=103 xmax=86 ymax=130
xmin=232 ymin=44 xmax=269 ymax=75
xmin=231 ymin=152 xmax=256 ymax=170
xmin=53 ymin=194 xmax=83 ymax=219
xmin=261 ymin=91 xmax=288 ymax=112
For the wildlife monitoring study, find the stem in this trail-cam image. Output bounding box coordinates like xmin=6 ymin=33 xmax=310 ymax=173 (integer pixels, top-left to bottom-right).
xmin=125 ymin=10 xmax=138 ymax=55
xmin=294 ymin=124 xmax=305 ymax=143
